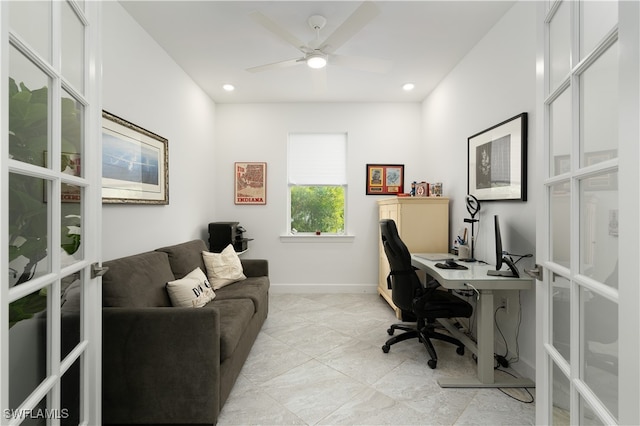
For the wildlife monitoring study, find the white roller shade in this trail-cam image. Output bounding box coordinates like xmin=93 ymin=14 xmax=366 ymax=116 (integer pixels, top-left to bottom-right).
xmin=288 ymin=133 xmax=347 ymax=185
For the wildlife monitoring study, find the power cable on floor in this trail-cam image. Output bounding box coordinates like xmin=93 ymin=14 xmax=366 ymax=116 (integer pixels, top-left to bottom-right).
xmin=495 ymin=368 xmax=535 ymax=404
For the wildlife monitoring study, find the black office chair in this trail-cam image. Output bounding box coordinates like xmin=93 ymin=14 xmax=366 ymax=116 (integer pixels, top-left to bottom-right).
xmin=380 ymin=219 xmax=473 ymax=369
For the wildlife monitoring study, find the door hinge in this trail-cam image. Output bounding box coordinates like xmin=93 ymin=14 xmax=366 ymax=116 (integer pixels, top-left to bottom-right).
xmin=524 ymin=264 xmax=543 ymax=281
xmin=91 ymin=262 xmax=109 ymax=279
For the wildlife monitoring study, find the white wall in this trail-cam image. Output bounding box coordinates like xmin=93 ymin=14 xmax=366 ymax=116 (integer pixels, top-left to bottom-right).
xmin=101 ymin=2 xmax=217 ymax=260
xmin=214 ymin=103 xmax=424 ymax=291
xmin=422 ymin=0 xmax=537 ymax=377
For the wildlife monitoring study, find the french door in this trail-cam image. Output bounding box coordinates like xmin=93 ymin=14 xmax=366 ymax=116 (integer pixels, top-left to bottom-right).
xmin=536 ymin=0 xmax=639 ymax=424
xmin=1 ymin=1 xmax=102 ymax=424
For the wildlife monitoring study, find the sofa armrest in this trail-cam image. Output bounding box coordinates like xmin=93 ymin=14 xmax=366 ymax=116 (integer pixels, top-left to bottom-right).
xmin=241 ymin=259 xmax=269 ymax=277
xmin=102 ymin=307 xmax=221 ymax=424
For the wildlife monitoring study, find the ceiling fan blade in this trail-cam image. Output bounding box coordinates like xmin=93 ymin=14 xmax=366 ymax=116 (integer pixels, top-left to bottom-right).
xmin=320 ymin=1 xmax=380 ymax=54
xmin=246 ymin=58 xmax=303 ymax=73
xmin=250 ymin=11 xmax=308 ymax=53
xmin=330 ymin=54 xmax=392 ymax=74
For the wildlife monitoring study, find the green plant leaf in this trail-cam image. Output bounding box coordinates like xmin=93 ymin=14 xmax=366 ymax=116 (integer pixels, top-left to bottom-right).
xmin=9 ymin=292 xmax=47 ymax=328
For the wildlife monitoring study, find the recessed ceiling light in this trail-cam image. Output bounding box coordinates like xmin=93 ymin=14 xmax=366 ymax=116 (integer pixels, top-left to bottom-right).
xmin=402 ymin=83 xmax=415 ymax=91
xmin=222 ymin=84 xmax=235 ymax=92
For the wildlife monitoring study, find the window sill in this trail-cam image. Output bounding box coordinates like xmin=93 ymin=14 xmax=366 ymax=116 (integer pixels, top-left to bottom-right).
xmin=280 ymin=234 xmax=355 ymax=243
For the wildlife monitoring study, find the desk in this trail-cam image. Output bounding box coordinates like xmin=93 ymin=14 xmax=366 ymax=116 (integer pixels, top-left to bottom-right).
xmin=411 ymin=253 xmax=535 ymax=389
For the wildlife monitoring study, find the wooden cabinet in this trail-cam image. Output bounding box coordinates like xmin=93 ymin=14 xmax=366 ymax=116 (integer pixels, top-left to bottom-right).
xmin=378 ymin=197 xmax=450 ymax=318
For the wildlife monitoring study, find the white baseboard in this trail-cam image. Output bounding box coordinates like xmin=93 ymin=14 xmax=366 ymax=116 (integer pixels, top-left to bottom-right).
xmin=269 ymin=283 xmax=378 ymax=294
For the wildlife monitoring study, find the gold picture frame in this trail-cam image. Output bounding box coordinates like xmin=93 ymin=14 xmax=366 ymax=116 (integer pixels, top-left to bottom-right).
xmin=101 ymin=111 xmax=169 ymax=204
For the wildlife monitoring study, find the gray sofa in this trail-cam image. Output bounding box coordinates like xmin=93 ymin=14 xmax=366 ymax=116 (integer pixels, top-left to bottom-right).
xmin=100 ymin=239 xmax=269 ymax=425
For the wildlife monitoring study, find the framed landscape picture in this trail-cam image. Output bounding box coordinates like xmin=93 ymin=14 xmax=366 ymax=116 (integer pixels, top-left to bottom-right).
xmin=467 ymin=113 xmax=527 ymax=201
xmin=235 ymin=162 xmax=267 ymax=205
xmin=102 ymin=111 xmax=169 ymax=204
xmin=366 ymin=164 xmax=404 ymax=195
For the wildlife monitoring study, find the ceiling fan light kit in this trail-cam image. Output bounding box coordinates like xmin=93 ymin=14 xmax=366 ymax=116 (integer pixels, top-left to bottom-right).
xmin=306 ymin=53 xmax=327 ymax=69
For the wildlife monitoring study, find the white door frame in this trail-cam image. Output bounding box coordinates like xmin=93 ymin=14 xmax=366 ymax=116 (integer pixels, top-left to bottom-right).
xmin=617 ymin=1 xmax=640 ymax=423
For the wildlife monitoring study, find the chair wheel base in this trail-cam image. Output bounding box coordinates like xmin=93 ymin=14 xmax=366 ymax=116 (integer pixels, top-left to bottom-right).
xmin=382 ymin=344 xmax=390 ymax=353
xmin=427 ymin=359 xmax=437 ymax=369
xmin=456 ymin=346 xmax=465 ymax=356
xmin=387 ymin=328 xmax=394 ymax=336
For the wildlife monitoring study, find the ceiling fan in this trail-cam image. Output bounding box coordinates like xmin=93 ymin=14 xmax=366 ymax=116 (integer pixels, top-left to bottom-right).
xmin=246 ymin=1 xmax=391 ymax=75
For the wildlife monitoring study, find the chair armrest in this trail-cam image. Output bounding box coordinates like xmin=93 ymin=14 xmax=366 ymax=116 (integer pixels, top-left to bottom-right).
xmin=102 ymin=307 xmax=221 ymax=424
xmin=240 ymin=259 xmax=269 ymax=277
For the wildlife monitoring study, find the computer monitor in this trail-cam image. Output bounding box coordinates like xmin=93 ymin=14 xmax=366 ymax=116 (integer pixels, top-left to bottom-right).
xmin=487 ymin=215 xmax=520 ymax=278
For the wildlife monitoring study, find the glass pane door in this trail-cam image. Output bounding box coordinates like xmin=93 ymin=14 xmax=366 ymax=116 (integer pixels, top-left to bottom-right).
xmin=2 ymin=1 xmax=101 ymax=423
xmin=539 ymin=1 xmax=620 ymax=424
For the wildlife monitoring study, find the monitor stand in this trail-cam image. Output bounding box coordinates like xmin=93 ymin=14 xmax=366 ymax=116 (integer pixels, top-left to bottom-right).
xmin=487 ymin=257 xmax=520 ymax=278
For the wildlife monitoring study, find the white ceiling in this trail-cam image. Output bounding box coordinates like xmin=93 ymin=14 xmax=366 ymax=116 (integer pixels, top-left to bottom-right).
xmin=119 ymin=1 xmax=515 ymax=103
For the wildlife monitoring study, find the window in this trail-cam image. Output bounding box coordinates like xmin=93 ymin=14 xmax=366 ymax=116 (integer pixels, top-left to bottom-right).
xmin=288 ymin=133 xmax=347 ymax=235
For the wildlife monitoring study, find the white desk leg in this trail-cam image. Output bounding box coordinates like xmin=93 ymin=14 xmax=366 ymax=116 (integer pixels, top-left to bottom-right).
xmin=436 ymin=290 xmax=494 ymax=386
xmin=437 ymin=288 xmax=535 ymax=388
xmin=476 ymin=289 xmax=495 ymax=384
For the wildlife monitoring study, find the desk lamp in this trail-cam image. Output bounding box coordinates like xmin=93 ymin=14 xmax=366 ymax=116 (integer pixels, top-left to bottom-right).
xmin=463 ymin=194 xmax=481 ymax=262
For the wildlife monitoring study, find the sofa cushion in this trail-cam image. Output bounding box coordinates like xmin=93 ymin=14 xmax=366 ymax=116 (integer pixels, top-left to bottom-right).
xmin=166 ymin=276 xmax=212 ymax=308
xmin=184 ymin=267 xmax=215 ymax=302
xmin=214 ymin=276 xmax=269 ymax=314
xmin=208 ymin=298 xmax=254 ymax=361
xmin=202 ymin=245 xmax=247 ymax=290
xmin=239 ymin=259 xmax=269 ymax=278
xmin=103 ymin=251 xmax=174 ymax=307
xmin=156 ymin=240 xmax=208 ymax=279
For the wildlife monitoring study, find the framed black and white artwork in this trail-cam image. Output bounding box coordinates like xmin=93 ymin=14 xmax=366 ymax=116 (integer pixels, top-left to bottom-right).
xmin=467 ymin=113 xmax=527 ymax=201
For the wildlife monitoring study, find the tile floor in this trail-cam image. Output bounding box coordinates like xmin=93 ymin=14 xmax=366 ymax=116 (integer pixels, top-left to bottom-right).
xmin=218 ymin=293 xmax=535 ymax=425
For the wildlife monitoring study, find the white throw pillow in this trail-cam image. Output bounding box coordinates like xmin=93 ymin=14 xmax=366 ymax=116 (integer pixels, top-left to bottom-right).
xmin=183 ymin=267 xmax=215 ymax=303
xmin=166 ymin=277 xmax=211 ymax=308
xmin=202 ymin=244 xmax=247 ymax=290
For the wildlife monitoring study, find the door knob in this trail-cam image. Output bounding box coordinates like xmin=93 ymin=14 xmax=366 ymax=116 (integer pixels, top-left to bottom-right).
xmin=524 ymin=264 xmax=543 ymax=281
xmin=91 ymin=262 xmax=109 ymax=279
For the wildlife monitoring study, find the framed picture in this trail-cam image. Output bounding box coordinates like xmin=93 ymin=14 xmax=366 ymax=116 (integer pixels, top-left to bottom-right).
xmin=415 ymin=181 xmax=429 ymax=197
xmin=102 ymin=111 xmax=168 ymax=204
xmin=468 ymin=113 xmax=527 ymax=201
xmin=431 ymin=182 xmax=443 ymax=197
xmin=366 ymin=164 xmax=404 ymax=195
xmin=235 ymin=162 xmax=266 ymax=205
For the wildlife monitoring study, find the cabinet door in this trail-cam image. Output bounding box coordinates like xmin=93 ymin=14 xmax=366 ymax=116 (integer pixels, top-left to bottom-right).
xmin=378 ymin=199 xmax=449 ymax=319
xmin=399 ymin=202 xmax=449 ymax=253
xmin=378 ymin=203 xmax=398 ymax=314
xmin=379 ymin=203 xmax=398 ymax=222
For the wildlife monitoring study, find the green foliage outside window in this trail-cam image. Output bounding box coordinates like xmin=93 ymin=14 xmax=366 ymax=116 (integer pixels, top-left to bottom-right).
xmin=290 ymin=186 xmax=344 ymax=233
